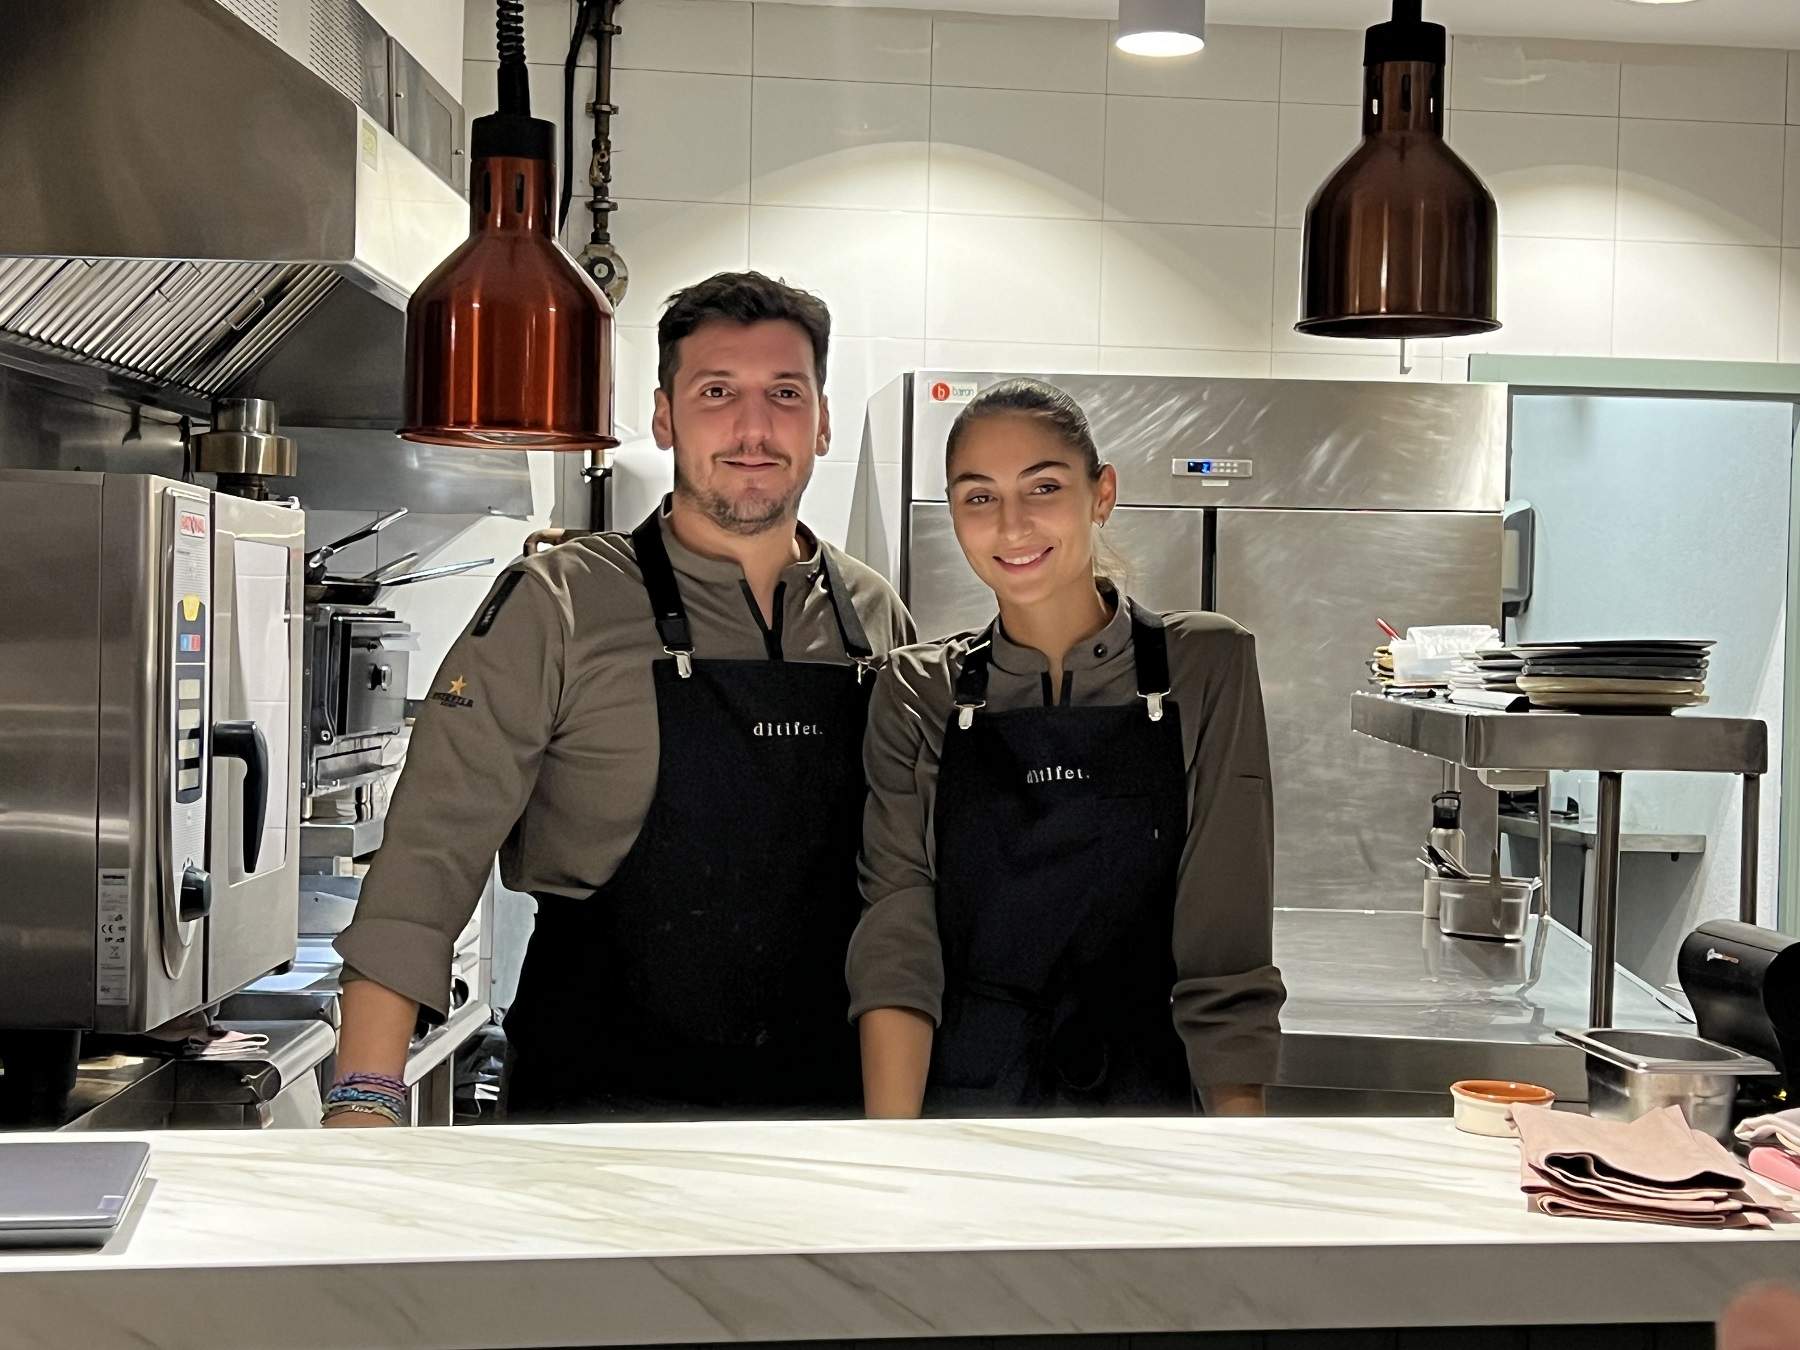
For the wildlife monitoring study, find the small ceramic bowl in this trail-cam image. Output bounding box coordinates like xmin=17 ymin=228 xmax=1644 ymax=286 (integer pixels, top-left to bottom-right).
xmin=1450 ymin=1079 xmax=1556 ymax=1137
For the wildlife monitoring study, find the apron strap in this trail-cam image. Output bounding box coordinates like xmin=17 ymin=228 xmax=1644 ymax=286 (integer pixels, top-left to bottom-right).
xmin=952 ymin=630 xmax=994 ymax=731
xmin=1128 ymin=601 xmax=1172 ymax=723
xmin=630 ymin=504 xmax=695 ymax=679
xmin=816 ymin=546 xmax=879 ymax=683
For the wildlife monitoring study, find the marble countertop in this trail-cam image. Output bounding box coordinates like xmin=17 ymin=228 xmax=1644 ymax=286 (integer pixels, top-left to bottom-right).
xmin=2 ymin=1116 xmax=1796 ymax=1350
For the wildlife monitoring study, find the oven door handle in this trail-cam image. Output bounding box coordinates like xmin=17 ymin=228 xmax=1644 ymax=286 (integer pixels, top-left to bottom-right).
xmin=212 ymin=720 xmax=268 ymax=874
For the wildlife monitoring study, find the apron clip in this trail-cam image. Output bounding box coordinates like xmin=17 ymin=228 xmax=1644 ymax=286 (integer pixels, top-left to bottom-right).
xmin=852 ymin=656 xmax=879 ymax=685
xmin=1141 ymin=690 xmax=1166 ymax=723
xmin=955 ymin=700 xmax=984 ymax=731
xmin=667 ymin=647 xmax=693 ymax=679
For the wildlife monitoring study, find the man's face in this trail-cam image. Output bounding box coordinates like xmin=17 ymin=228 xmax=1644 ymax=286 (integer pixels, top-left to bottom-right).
xmin=652 ymin=318 xmax=830 ymax=537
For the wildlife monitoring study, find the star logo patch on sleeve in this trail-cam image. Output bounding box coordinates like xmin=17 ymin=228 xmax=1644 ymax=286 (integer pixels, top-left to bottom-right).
xmin=429 ymin=675 xmax=475 ymax=710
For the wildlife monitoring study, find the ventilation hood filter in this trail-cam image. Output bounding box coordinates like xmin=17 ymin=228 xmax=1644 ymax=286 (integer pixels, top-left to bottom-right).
xmin=0 ymin=0 xmax=467 ymax=419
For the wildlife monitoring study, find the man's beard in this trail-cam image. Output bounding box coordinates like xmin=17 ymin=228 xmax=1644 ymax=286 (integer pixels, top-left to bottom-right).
xmin=673 ymin=456 xmax=803 ymax=537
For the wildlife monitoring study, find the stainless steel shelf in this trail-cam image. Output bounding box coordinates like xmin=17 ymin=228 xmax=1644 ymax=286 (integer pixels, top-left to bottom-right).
xmin=1351 ymin=691 xmax=1768 ymax=1029
xmin=1497 ymin=814 xmax=1707 ymax=856
xmin=1350 ymin=692 xmax=1767 ymax=775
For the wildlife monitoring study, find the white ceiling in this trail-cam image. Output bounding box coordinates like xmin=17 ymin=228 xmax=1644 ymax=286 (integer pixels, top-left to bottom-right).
xmin=773 ymin=0 xmax=1800 ymax=49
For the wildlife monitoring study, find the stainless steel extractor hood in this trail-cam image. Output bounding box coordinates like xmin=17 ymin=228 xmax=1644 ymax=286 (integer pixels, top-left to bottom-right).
xmin=0 ymin=0 xmax=468 ymax=423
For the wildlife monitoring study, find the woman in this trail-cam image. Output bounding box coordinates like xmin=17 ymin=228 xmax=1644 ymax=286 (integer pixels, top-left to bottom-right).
xmin=847 ymin=378 xmax=1285 ymax=1119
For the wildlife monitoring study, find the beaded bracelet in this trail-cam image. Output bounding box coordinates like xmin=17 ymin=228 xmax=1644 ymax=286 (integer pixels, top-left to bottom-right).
xmin=336 ymin=1071 xmax=407 ymax=1097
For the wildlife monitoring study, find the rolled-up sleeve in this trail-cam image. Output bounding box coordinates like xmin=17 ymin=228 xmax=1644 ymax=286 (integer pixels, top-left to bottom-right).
xmin=845 ymin=659 xmax=944 ymax=1025
xmin=1170 ymin=628 xmax=1286 ymax=1088
xmin=337 ymin=568 xmax=564 ymax=1020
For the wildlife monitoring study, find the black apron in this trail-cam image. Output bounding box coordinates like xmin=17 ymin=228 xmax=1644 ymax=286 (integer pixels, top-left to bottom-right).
xmin=503 ymin=509 xmax=877 ymax=1122
xmin=926 ymin=604 xmax=1193 ymax=1117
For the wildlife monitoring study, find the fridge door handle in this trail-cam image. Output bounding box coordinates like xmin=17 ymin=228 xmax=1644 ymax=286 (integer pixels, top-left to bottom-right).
xmin=211 ymin=720 xmax=268 ymax=874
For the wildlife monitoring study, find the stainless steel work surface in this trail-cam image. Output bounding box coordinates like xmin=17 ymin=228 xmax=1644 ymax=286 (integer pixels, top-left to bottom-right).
xmin=1273 ymin=907 xmax=1691 ymax=1099
xmin=1350 ymin=692 xmax=1768 ymax=774
xmin=1498 ymin=813 xmax=1707 ymax=855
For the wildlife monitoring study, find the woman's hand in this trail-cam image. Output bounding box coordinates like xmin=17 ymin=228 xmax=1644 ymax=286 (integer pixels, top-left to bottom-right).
xmin=1200 ymin=1083 xmax=1266 ymax=1117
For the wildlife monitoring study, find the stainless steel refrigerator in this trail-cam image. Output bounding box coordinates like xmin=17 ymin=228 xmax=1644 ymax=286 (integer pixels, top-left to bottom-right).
xmin=878 ymin=373 xmax=1507 ymax=910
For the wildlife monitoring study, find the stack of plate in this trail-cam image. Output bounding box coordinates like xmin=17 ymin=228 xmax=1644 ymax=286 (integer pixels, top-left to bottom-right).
xmin=1446 ymin=649 xmax=1528 ymax=710
xmin=1511 ymin=640 xmax=1713 ymax=712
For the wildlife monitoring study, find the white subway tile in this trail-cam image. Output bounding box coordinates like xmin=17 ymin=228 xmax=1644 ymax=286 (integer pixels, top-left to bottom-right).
xmin=749 ymin=206 xmax=926 ymax=338
xmin=1100 ymin=222 xmax=1273 ymax=351
xmin=1612 ymin=242 xmax=1780 ymax=361
xmin=801 ymin=459 xmax=861 ymax=551
xmin=1096 ymin=347 xmax=1271 ymax=378
xmin=1786 ymin=128 xmax=1800 ymax=248
xmin=926 ymin=216 xmax=1102 ymax=345
xmin=1441 ymin=237 xmax=1614 ymax=359
xmin=750 ymin=78 xmax=929 ymax=210
xmin=923 ymin=340 xmax=1102 ymax=374
xmin=604 ymin=198 xmax=748 ymax=325
xmin=1107 ymin=23 xmax=1281 ymax=102
xmin=1789 ymin=53 xmax=1800 ymax=125
xmin=930 ymin=87 xmax=1106 ymax=220
xmin=614 ymin=0 xmax=750 ymax=75
xmin=1617 ymin=119 xmax=1784 ymax=248
xmin=1448 ymin=111 xmax=1618 ymax=241
xmin=1104 ymin=97 xmax=1278 ymax=228
xmin=931 ymin=14 xmax=1108 ymax=94
xmin=1618 ymin=44 xmax=1786 ymax=125
xmin=1276 ymin=102 xmax=1360 ymax=229
xmin=1279 ymin=29 xmax=1364 ymax=108
xmin=610 ymin=70 xmax=750 ymax=202
xmin=1450 ymin=37 xmax=1621 ymax=117
xmin=1270 ymin=352 xmax=1445 ymax=382
xmin=612 ymin=326 xmax=663 ymax=444
xmin=823 ymin=337 xmax=926 ymax=458
xmin=752 ymin=3 xmax=931 ymax=84
xmin=1782 ymin=250 xmax=1800 ymax=361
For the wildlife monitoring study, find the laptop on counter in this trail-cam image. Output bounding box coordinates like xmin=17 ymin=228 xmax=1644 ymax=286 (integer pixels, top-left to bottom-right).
xmin=0 ymin=1139 xmax=150 ymax=1249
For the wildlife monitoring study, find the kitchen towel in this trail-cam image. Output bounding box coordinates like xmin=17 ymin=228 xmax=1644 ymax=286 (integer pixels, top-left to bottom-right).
xmin=1747 ymin=1147 xmax=1800 ymax=1194
xmin=1513 ymin=1103 xmax=1794 ymax=1228
xmin=1736 ymin=1107 xmax=1800 ymax=1155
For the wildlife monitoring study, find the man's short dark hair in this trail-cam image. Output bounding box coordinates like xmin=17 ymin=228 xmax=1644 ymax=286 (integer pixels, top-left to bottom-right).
xmin=657 ymin=271 xmax=831 ymax=394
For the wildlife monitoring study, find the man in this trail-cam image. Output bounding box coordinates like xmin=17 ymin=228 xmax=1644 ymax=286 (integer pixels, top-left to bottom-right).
xmin=328 ymin=272 xmax=914 ymax=1124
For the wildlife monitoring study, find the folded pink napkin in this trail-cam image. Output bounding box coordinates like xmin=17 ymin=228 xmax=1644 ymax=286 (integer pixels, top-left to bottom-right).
xmin=1747 ymin=1147 xmax=1800 ymax=1193
xmin=1512 ymin=1103 xmax=1795 ymax=1228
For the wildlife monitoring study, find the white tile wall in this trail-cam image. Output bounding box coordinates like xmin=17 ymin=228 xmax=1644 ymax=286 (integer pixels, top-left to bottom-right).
xmin=1107 ymin=23 xmax=1281 ymax=102
xmin=930 ymin=15 xmax=1107 ymax=94
xmin=1612 ymin=242 xmax=1781 ymax=361
xmin=1100 ymin=223 xmax=1273 ymax=351
xmin=1449 ymin=37 xmax=1621 ymax=116
xmin=930 ymin=87 xmax=1106 ymax=219
xmin=1279 ymin=28 xmax=1364 ymax=107
xmin=1448 ymin=112 xmax=1618 ymax=240
xmin=615 ymin=0 xmax=752 ymax=75
xmin=1617 ymin=44 xmax=1787 ymax=125
xmin=926 ymin=215 xmax=1101 ymax=344
xmin=1783 ymin=250 xmax=1800 ymax=362
xmin=1103 ymin=97 xmax=1278 ymax=227
xmin=748 ymin=206 xmax=926 ymax=336
xmin=472 ymin=5 xmax=1800 ymax=550
xmin=613 ymin=70 xmax=751 ymax=202
xmin=1616 ymin=119 xmax=1785 ymax=247
xmin=753 ymin=3 xmax=931 ymax=84
xmin=751 ymin=78 xmax=930 ymax=210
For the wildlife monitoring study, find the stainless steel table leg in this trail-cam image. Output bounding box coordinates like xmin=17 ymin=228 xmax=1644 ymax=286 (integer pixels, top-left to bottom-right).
xmin=1741 ymin=773 xmax=1761 ymax=925
xmin=1589 ymin=771 xmax=1624 ymax=1028
xmin=1536 ymin=783 xmax=1553 ymax=906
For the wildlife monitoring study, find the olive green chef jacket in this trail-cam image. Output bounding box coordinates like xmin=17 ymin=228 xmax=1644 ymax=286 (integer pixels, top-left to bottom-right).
xmin=336 ymin=507 xmax=915 ymax=1021
xmin=846 ymin=593 xmax=1286 ymax=1089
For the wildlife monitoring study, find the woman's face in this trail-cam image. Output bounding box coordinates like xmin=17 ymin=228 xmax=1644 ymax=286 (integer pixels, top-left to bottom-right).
xmin=946 ymin=413 xmax=1116 ymax=610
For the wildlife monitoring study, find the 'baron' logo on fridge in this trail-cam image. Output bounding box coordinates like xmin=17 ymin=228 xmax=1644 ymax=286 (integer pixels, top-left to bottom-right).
xmin=177 ymin=511 xmax=208 ymax=538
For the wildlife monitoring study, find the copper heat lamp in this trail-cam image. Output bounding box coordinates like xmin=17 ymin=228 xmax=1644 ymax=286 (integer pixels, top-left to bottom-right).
xmin=1297 ymin=0 xmax=1499 ymax=340
xmin=400 ymin=1 xmax=617 ymax=449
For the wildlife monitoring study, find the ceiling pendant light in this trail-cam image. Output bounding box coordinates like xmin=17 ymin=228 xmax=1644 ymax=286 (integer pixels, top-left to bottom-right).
xmin=1116 ymin=0 xmax=1206 ymax=58
xmin=1297 ymin=0 xmax=1498 ymax=340
xmin=401 ymin=0 xmax=617 ymax=450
